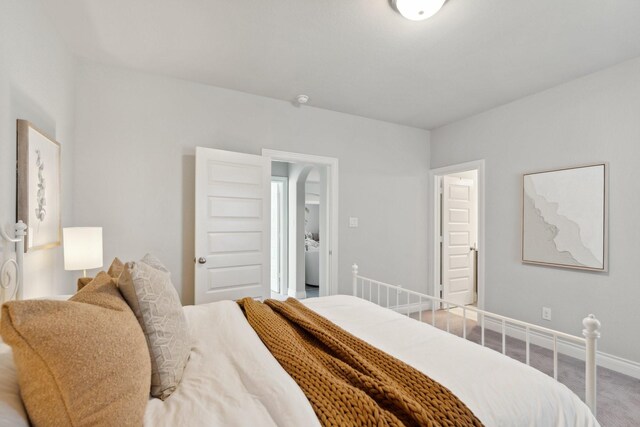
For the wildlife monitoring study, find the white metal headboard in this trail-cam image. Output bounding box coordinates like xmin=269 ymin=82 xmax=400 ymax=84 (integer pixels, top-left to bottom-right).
xmin=0 ymin=221 xmax=27 ymax=302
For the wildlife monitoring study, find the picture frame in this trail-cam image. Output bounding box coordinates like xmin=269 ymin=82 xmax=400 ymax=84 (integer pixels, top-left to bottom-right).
xmin=17 ymin=119 xmax=62 ymax=252
xmin=522 ymin=163 xmax=608 ymax=272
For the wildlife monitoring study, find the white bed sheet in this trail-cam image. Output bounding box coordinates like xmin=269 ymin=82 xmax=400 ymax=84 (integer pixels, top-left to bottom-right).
xmin=0 ymin=340 xmax=28 ymax=427
xmin=145 ymin=295 xmax=599 ymax=427
xmin=143 ymin=301 xmax=320 ymax=427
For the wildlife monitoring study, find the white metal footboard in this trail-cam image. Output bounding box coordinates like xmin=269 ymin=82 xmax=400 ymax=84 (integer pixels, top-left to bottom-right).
xmin=351 ymin=264 xmax=600 ymax=416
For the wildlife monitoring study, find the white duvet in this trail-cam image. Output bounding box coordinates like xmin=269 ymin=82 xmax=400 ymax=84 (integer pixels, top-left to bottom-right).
xmin=145 ymin=295 xmax=599 ymax=427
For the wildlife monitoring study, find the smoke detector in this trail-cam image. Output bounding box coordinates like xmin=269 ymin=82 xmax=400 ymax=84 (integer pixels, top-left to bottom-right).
xmin=296 ymin=94 xmax=310 ymax=104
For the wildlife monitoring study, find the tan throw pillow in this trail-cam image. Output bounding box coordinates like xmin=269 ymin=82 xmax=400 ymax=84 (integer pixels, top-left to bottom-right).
xmin=0 ymin=272 xmax=151 ymax=427
xmin=107 ymin=257 xmax=125 ymax=278
xmin=119 ymin=257 xmax=190 ymax=400
xmin=76 ymin=277 xmax=92 ymax=292
xmin=76 ymin=258 xmax=124 ymax=292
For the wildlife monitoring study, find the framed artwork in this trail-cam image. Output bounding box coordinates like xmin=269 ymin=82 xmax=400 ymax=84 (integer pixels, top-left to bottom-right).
xmin=17 ymin=120 xmax=61 ymax=252
xmin=522 ymin=163 xmax=608 ymax=272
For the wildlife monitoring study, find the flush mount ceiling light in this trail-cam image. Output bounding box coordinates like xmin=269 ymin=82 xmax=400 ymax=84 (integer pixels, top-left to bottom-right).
xmin=392 ymin=0 xmax=446 ymax=21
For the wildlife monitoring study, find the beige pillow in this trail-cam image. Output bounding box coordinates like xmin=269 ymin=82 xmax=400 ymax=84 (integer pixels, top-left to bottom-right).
xmin=107 ymin=257 xmax=125 ymax=278
xmin=119 ymin=256 xmax=190 ymax=400
xmin=0 ymin=272 xmax=151 ymax=427
xmin=76 ymin=258 xmax=124 ymax=292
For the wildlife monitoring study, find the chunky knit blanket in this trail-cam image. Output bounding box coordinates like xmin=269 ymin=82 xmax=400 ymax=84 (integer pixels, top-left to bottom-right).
xmin=237 ymin=297 xmax=483 ymax=427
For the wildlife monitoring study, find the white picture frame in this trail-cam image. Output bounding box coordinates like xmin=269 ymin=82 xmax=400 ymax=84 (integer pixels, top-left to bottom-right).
xmin=522 ymin=163 xmax=608 ymax=272
xmin=17 ymin=120 xmax=62 ymax=252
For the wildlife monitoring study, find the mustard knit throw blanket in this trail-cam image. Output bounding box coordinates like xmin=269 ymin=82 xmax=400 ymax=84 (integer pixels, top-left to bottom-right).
xmin=238 ymin=297 xmax=483 ymax=427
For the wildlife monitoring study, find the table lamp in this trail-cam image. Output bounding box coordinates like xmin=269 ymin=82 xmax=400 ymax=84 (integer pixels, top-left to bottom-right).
xmin=63 ymin=227 xmax=103 ymax=277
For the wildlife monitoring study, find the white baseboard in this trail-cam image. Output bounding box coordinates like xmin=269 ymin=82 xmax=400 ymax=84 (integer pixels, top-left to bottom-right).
xmin=482 ymin=317 xmax=640 ymax=380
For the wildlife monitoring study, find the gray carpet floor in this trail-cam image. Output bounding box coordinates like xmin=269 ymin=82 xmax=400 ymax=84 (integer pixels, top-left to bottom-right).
xmin=409 ymin=309 xmax=640 ymax=427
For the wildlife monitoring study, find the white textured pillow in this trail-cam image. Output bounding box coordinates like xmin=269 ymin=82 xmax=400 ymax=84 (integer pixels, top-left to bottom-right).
xmin=118 ymin=256 xmax=191 ymax=400
xmin=0 ymin=340 xmax=28 ymax=427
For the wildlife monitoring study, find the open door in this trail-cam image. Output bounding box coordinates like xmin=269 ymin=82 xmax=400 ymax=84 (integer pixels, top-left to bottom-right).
xmin=195 ymin=147 xmax=271 ymax=304
xmin=442 ymin=174 xmax=476 ymax=306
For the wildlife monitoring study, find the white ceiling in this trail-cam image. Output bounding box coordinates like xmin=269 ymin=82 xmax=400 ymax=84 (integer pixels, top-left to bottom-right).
xmin=40 ymin=0 xmax=640 ymax=129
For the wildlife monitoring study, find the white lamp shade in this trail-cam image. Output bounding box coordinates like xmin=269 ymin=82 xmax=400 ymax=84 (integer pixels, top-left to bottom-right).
xmin=63 ymin=227 xmax=103 ymax=271
xmin=394 ymin=0 xmax=446 ymax=21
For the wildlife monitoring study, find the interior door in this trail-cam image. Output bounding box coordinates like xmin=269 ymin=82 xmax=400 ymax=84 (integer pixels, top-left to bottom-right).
xmin=195 ymin=147 xmax=271 ymax=304
xmin=442 ymin=175 xmax=476 ymax=306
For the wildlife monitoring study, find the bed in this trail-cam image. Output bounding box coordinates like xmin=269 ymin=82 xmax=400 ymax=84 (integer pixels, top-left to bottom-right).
xmin=0 ymin=223 xmax=601 ymax=426
xmin=139 ymin=295 xmax=598 ymax=426
xmin=0 ymin=296 xmax=602 ymax=426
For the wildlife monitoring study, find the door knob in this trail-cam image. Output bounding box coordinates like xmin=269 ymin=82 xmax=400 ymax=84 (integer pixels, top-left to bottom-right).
xmin=197 ymin=257 xmax=207 ymax=264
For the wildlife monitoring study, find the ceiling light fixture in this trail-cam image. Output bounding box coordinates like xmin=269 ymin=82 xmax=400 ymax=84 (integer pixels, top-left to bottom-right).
xmin=392 ymin=0 xmax=445 ymax=21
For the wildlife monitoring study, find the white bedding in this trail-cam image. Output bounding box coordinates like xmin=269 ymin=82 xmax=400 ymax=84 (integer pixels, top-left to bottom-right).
xmin=143 ymin=301 xmax=320 ymax=427
xmin=0 ymin=340 xmax=27 ymax=427
xmin=304 ymin=296 xmax=599 ymax=427
xmin=145 ymin=295 xmax=599 ymax=427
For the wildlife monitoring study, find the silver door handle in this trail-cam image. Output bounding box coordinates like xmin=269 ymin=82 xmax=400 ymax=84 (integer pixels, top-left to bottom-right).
xmin=197 ymin=257 xmax=207 ymax=264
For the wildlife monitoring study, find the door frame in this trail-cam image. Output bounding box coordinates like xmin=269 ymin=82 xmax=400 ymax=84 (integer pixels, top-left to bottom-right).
xmin=429 ymin=160 xmax=485 ymax=310
xmin=262 ymin=149 xmax=339 ymax=297
xmin=270 ymin=176 xmax=288 ymax=296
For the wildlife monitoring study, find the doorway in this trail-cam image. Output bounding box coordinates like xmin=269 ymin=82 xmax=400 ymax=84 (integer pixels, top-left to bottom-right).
xmin=194 ymin=147 xmax=337 ymax=305
xmin=304 ymin=168 xmax=321 ymax=298
xmin=263 ymin=149 xmax=339 ymax=299
xmin=430 ymin=160 xmax=485 ymax=310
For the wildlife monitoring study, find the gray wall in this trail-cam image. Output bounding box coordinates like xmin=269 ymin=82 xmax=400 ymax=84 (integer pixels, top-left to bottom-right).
xmin=430 ymin=57 xmax=640 ymax=362
xmin=0 ymin=0 xmax=76 ymax=300
xmin=271 ymin=161 xmax=289 ymax=177
xmin=73 ymin=62 xmax=431 ymax=304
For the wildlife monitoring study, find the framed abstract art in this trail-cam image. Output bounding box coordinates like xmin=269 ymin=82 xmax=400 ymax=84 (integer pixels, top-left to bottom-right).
xmin=522 ymin=163 xmax=608 ymax=272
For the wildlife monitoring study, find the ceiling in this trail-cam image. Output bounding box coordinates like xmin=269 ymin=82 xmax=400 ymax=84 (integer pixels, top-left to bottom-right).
xmin=40 ymin=0 xmax=640 ymax=129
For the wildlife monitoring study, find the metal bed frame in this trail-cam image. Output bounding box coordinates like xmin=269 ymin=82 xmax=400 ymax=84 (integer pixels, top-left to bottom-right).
xmin=1 ymin=221 xmax=27 ymax=302
xmin=352 ymin=264 xmax=600 ymax=416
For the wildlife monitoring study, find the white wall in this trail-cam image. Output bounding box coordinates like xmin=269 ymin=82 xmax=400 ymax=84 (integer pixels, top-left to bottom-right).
xmin=73 ymin=62 xmax=431 ymax=305
xmin=0 ymin=0 xmax=77 ymax=300
xmin=430 ymin=57 xmax=640 ymax=362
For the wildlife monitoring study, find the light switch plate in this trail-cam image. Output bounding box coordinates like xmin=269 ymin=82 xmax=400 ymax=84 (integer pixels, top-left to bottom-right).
xmin=349 ymin=217 xmax=359 ymax=228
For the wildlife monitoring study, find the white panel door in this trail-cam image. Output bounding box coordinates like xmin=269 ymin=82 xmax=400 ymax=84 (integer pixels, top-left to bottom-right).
xmin=195 ymin=147 xmax=271 ymax=304
xmin=442 ymin=175 xmax=476 ymax=306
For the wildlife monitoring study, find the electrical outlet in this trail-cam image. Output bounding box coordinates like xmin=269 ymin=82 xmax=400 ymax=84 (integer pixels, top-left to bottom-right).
xmin=349 ymin=217 xmax=359 ymax=228
xmin=542 ymin=307 xmax=552 ymax=321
